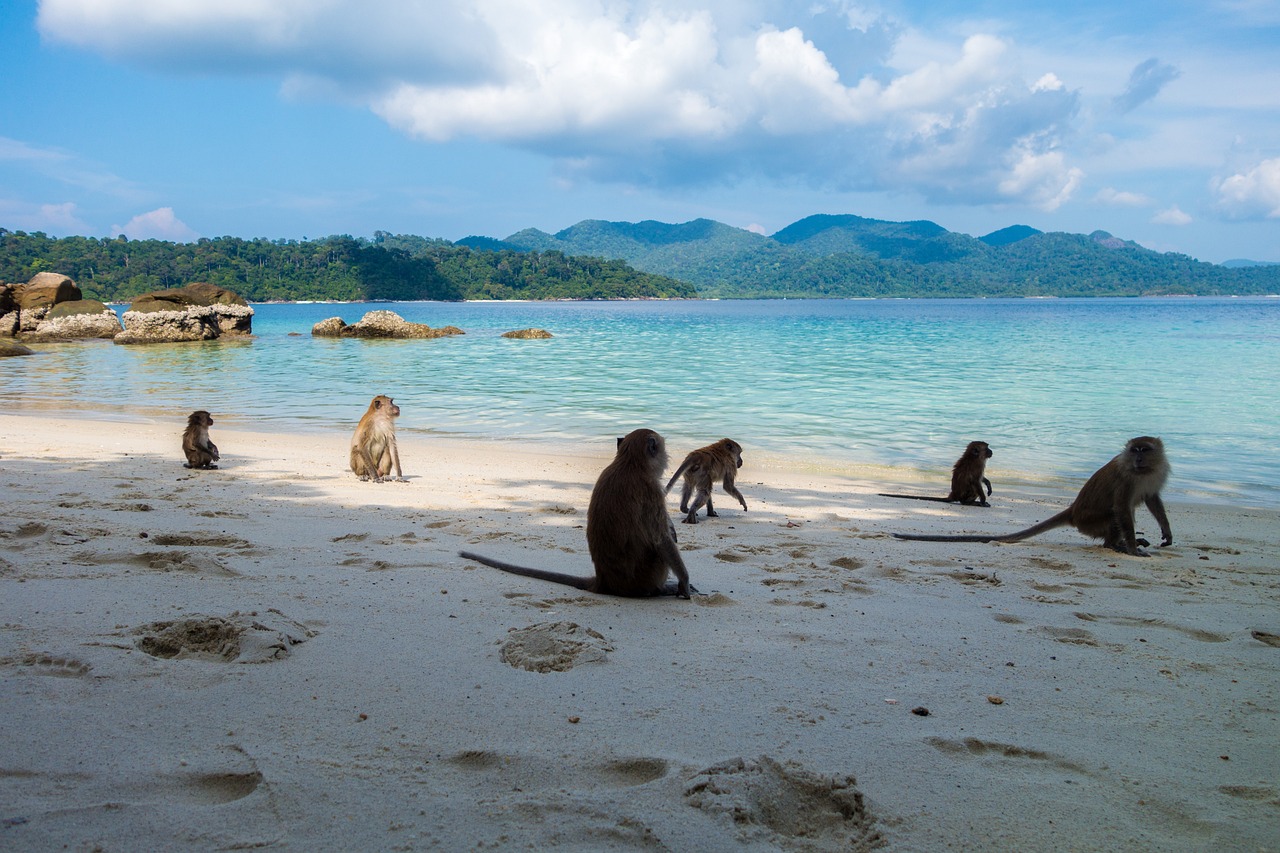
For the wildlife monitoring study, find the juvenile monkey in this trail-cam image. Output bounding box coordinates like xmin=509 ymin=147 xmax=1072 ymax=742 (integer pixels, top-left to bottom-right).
xmin=664 ymin=438 xmax=748 ymax=524
xmin=879 ymin=440 xmax=993 ymax=506
xmin=893 ymin=436 xmax=1172 ymax=556
xmin=349 ymin=395 xmax=404 ymax=482
xmin=182 ymin=410 xmax=219 ymax=469
xmin=460 ymin=428 xmax=692 ymax=598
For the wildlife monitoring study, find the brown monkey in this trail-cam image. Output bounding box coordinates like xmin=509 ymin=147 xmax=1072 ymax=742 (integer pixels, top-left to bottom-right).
xmin=182 ymin=410 xmax=219 ymax=469
xmin=664 ymin=438 xmax=748 ymax=524
xmin=893 ymin=436 xmax=1172 ymax=556
xmin=349 ymin=395 xmax=404 ymax=482
xmin=460 ymin=428 xmax=693 ymax=598
xmin=879 ymin=440 xmax=993 ymax=506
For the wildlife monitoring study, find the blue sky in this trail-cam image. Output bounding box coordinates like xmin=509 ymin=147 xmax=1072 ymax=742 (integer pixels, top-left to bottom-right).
xmin=2 ymin=0 xmax=1278 ymax=263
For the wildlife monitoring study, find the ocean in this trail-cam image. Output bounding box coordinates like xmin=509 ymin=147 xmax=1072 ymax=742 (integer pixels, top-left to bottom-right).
xmin=4 ymin=297 xmax=1277 ymax=507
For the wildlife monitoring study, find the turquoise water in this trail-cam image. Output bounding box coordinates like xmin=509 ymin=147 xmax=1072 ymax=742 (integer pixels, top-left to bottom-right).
xmin=4 ymin=297 xmax=1278 ymax=507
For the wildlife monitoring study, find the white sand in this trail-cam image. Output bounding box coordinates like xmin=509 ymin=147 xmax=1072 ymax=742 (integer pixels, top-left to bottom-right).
xmin=1 ymin=413 xmax=1277 ymax=851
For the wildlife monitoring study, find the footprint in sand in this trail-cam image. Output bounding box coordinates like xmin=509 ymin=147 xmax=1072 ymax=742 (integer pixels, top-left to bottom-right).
xmin=444 ymin=750 xmax=670 ymax=790
xmin=1 ymin=653 xmax=92 ymax=678
xmin=131 ymin=609 xmax=314 ymax=663
xmin=1073 ymin=612 xmax=1230 ymax=643
xmin=684 ymin=755 xmax=883 ymax=851
xmin=925 ymin=736 xmax=1089 ymax=775
xmin=125 ymin=550 xmax=240 ymax=577
xmin=1033 ymin=625 xmax=1100 ymax=646
xmin=499 ymin=621 xmax=614 ymax=672
xmin=1250 ymin=630 xmax=1280 ymax=647
xmin=150 ymin=533 xmax=255 ymax=549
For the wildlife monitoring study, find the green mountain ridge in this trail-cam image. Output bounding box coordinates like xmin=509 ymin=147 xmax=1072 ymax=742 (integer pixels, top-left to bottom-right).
xmin=490 ymin=215 xmax=1279 ymax=298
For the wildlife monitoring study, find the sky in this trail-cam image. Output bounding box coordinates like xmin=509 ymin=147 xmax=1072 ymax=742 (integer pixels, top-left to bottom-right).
xmin=2 ymin=0 xmax=1278 ymax=263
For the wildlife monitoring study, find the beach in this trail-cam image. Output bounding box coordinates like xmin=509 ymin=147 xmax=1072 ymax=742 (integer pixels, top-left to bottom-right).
xmin=2 ymin=412 xmax=1277 ymax=851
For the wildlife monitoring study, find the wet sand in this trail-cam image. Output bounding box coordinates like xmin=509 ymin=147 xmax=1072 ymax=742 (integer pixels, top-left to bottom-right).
xmin=1 ymin=413 xmax=1277 ymax=850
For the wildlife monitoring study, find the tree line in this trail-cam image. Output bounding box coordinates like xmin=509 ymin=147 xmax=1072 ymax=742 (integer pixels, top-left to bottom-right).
xmin=0 ymin=230 xmax=696 ymax=303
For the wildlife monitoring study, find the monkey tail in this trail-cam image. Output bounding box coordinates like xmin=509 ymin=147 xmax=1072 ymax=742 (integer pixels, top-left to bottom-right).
xmin=877 ymin=493 xmax=953 ymax=503
xmin=892 ymin=509 xmax=1074 ymax=544
xmin=663 ymin=461 xmax=695 ymax=494
xmin=893 ymin=532 xmax=997 ymax=542
xmin=459 ymin=550 xmax=595 ymax=591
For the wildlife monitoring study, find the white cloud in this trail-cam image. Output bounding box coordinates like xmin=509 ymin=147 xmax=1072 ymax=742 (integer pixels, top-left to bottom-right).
xmin=0 ymin=198 xmax=92 ymax=234
xmin=1095 ymin=187 xmax=1152 ymax=207
xmin=1212 ymin=157 xmax=1280 ymax=219
xmin=36 ymin=0 xmax=1088 ymax=207
xmin=1152 ymin=205 xmax=1192 ymax=225
xmin=111 ymin=207 xmax=199 ymax=241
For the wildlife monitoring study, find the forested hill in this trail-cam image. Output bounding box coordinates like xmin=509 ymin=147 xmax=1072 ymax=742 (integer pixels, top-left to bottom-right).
xmin=0 ymin=230 xmax=695 ymax=303
xmin=5 ymin=214 xmax=1278 ymax=301
xmin=478 ymin=214 xmax=1280 ymax=298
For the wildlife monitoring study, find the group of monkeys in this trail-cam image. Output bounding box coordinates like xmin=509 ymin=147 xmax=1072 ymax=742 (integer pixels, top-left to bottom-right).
xmin=182 ymin=396 xmax=1174 ymax=601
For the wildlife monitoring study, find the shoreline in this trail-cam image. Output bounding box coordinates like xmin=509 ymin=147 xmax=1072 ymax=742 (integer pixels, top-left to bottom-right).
xmin=2 ymin=413 xmax=1278 ymax=850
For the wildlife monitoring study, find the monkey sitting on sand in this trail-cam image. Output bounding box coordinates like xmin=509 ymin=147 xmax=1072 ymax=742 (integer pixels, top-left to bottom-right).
xmin=894 ymin=436 xmax=1172 ymax=556
xmin=664 ymin=438 xmax=748 ymax=524
xmin=461 ymin=428 xmax=693 ymax=598
xmin=350 ymin=395 xmax=405 ymax=482
xmin=879 ymin=440 xmax=993 ymax=506
xmin=182 ymin=410 xmax=220 ymax=469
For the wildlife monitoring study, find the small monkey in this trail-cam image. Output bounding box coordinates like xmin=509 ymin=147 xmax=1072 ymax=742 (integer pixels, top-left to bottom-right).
xmin=182 ymin=410 xmax=219 ymax=469
xmin=879 ymin=440 xmax=993 ymax=506
xmin=460 ymin=428 xmax=692 ymax=598
xmin=664 ymin=438 xmax=748 ymax=524
xmin=893 ymin=436 xmax=1172 ymax=556
xmin=349 ymin=395 xmax=404 ymax=482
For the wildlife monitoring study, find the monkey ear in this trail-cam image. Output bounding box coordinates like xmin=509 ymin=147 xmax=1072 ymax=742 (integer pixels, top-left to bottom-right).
xmin=646 ymin=435 xmax=660 ymax=456
xmin=374 ymin=398 xmax=383 ymax=409
xmin=616 ymin=436 xmax=624 ymax=448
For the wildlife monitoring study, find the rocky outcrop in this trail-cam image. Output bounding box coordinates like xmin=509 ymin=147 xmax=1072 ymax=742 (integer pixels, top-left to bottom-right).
xmin=0 ymin=284 xmax=17 ymax=336
xmin=25 ymin=299 xmax=122 ymax=342
xmin=0 ymin=338 xmax=34 ymax=357
xmin=311 ymin=310 xmax=465 ymax=339
xmin=116 ymin=283 xmax=253 ymax=345
xmin=5 ymin=272 xmax=83 ymax=334
xmin=501 ymin=328 xmax=554 ymax=339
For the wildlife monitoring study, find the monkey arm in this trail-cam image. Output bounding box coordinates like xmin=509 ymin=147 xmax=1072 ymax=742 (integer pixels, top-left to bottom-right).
xmin=723 ymin=475 xmax=748 ymax=511
xmin=1145 ymin=494 xmax=1173 ymax=546
xmin=359 ymin=446 xmax=385 ymax=482
xmin=389 ymin=441 xmax=405 ymax=481
xmin=983 ymin=477 xmax=992 ymax=496
xmin=658 ymin=538 xmax=691 ymax=599
xmin=207 ymin=441 xmax=219 ymax=461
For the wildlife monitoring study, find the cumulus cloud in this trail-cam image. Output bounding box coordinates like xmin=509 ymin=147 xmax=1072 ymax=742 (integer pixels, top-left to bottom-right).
xmin=111 ymin=207 xmax=199 ymax=241
xmin=1212 ymin=158 xmax=1280 ymax=219
xmin=1113 ymin=58 xmax=1180 ymax=114
xmin=1152 ymin=205 xmax=1192 ymax=225
xmin=1095 ymin=187 xmax=1153 ymax=207
xmin=36 ymin=0 xmax=1086 ymax=208
xmin=0 ymin=199 xmax=92 ymax=234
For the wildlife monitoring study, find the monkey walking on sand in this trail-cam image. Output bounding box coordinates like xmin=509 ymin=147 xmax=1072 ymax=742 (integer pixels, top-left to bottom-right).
xmin=461 ymin=428 xmax=694 ymax=598
xmin=350 ymin=395 xmax=405 ymax=482
xmin=893 ymin=436 xmax=1172 ymax=556
xmin=182 ymin=410 xmax=220 ymax=469
xmin=879 ymin=440 xmax=993 ymax=506
xmin=664 ymin=438 xmax=748 ymax=524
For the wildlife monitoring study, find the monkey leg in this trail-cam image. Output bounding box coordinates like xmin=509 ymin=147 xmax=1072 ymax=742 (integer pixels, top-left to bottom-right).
xmin=683 ymin=487 xmax=712 ymax=523
xmin=679 ymin=480 xmax=694 ymax=513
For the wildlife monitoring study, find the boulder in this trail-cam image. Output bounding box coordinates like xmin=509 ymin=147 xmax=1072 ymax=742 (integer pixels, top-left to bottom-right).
xmin=501 ymin=328 xmax=554 ymax=339
xmin=311 ymin=310 xmax=463 ymax=339
xmin=26 ymin=299 xmax=122 ymax=342
xmin=0 ymin=338 xmax=34 ymax=357
xmin=13 ymin=272 xmax=83 ymax=333
xmin=0 ymin=285 xmax=17 ymax=336
xmin=117 ymin=283 xmax=253 ymax=344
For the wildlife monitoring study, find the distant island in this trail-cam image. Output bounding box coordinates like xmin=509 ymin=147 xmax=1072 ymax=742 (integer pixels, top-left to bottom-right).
xmin=3 ymin=214 xmax=1277 ymax=302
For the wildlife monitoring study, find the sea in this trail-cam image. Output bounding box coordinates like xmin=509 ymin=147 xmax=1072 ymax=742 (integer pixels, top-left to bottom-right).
xmin=3 ymin=297 xmax=1278 ymax=508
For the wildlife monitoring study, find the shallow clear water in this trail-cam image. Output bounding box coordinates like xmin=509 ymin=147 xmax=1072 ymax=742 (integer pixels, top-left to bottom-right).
xmin=4 ymin=297 xmax=1278 ymax=507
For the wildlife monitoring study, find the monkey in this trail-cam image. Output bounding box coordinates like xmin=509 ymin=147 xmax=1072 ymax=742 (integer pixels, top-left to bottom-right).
xmin=879 ymin=441 xmax=993 ymax=506
xmin=349 ymin=395 xmax=404 ymax=482
xmin=182 ymin=410 xmax=220 ymax=469
xmin=460 ymin=428 xmax=693 ymax=598
xmin=664 ymin=438 xmax=748 ymax=524
xmin=893 ymin=436 xmax=1172 ymax=557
